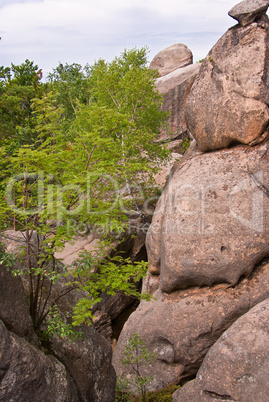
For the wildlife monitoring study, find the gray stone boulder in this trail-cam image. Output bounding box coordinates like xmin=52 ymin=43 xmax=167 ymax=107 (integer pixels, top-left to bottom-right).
xmin=229 ymin=0 xmax=269 ymax=27
xmin=173 ymin=298 xmax=269 ymax=401
xmin=0 ymin=320 xmax=79 ymax=401
xmin=113 ymin=259 xmax=269 ymax=391
xmin=146 ymin=142 xmax=269 ymax=293
xmin=185 ymin=16 xmax=269 ymax=152
xmin=150 ymin=44 xmax=193 ymax=77
xmin=155 ymin=64 xmax=201 ymax=142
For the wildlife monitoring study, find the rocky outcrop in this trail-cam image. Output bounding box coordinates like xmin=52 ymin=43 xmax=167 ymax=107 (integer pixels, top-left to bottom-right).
xmin=155 ymin=64 xmax=200 ymax=142
xmin=146 ymin=142 xmax=269 ymax=293
xmin=113 ymin=258 xmax=269 ymax=390
xmin=173 ymin=298 xmax=269 ymax=401
xmin=185 ymin=15 xmax=269 ymax=151
xmin=150 ymin=44 xmax=193 ymax=77
xmin=43 ymin=278 xmax=116 ymax=401
xmin=229 ymin=0 xmax=269 ymax=26
xmin=0 ymin=320 xmax=79 ymax=402
xmin=113 ymin=1 xmax=269 ymax=393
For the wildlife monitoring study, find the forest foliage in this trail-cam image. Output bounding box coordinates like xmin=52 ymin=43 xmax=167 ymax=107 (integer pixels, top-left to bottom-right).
xmin=0 ymin=48 xmax=170 ymax=333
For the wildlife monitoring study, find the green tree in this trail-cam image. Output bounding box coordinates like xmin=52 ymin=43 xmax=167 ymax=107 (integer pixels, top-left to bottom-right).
xmin=118 ymin=333 xmax=157 ymax=401
xmin=0 ymin=59 xmax=44 ymax=147
xmin=0 ymin=47 xmax=170 ymax=334
xmin=88 ymin=47 xmax=166 ymax=139
xmin=47 ymin=62 xmax=90 ymax=120
xmin=11 ymin=59 xmax=42 ymax=87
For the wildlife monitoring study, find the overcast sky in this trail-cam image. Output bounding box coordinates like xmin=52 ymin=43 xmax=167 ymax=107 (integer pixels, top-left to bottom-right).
xmin=1 ymin=0 xmax=241 ymax=79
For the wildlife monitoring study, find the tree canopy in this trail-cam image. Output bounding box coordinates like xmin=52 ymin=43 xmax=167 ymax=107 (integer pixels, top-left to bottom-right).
xmin=0 ymin=47 xmax=170 ymax=333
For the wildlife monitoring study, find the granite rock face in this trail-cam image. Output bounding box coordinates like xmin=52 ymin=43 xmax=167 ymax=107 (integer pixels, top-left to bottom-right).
xmin=150 ymin=43 xmax=193 ymax=77
xmin=113 ymin=139 xmax=269 ymax=390
xmin=173 ymin=298 xmax=269 ymax=401
xmin=147 ymin=142 xmax=269 ymax=293
xmin=229 ymin=0 xmax=269 ymax=27
xmin=185 ymin=16 xmax=269 ymax=152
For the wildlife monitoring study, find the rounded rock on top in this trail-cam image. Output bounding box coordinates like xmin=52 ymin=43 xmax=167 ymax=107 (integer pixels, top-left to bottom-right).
xmin=228 ymin=0 xmax=269 ymax=26
xmin=149 ymin=43 xmax=193 ymax=77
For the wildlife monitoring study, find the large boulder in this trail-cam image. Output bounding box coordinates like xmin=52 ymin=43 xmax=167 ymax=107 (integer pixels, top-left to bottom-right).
xmin=173 ymin=298 xmax=269 ymax=401
xmin=146 ymin=142 xmax=269 ymax=293
xmin=0 ymin=320 xmax=79 ymax=401
xmin=150 ymin=44 xmax=193 ymax=77
xmin=113 ymin=259 xmax=269 ymax=390
xmin=185 ymin=15 xmax=269 ymax=151
xmin=155 ymin=64 xmax=201 ymax=142
xmin=229 ymin=0 xmax=269 ymax=27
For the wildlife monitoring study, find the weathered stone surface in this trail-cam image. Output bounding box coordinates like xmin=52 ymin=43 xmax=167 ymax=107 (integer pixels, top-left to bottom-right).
xmin=113 ymin=260 xmax=269 ymax=391
xmin=185 ymin=17 xmax=269 ymax=152
xmin=229 ymin=0 xmax=269 ymax=27
xmin=155 ymin=64 xmax=200 ymax=142
xmin=155 ymin=64 xmax=201 ymax=95
xmin=150 ymin=44 xmax=193 ymax=77
xmin=146 ymin=142 xmax=269 ymax=293
xmin=154 ymin=152 xmax=181 ymax=187
xmin=93 ymin=310 xmax=113 ymax=340
xmin=50 ymin=325 xmax=116 ymax=402
xmin=0 ymin=263 xmax=39 ymax=345
xmin=54 ymin=232 xmax=99 ymax=266
xmin=173 ymin=298 xmax=269 ymax=401
xmin=0 ymin=320 xmax=79 ymax=401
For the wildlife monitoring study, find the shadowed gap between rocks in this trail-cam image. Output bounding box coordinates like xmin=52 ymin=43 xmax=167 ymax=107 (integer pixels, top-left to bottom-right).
xmin=111 ymin=244 xmax=148 ymax=342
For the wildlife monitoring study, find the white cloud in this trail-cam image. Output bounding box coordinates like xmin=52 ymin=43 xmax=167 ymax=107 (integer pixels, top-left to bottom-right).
xmin=0 ymin=0 xmax=248 ymax=77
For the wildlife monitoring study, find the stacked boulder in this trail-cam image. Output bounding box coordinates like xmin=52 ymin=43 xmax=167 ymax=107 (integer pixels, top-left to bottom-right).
xmin=185 ymin=0 xmax=269 ymax=152
xmin=113 ymin=0 xmax=269 ymax=397
xmin=150 ymin=44 xmax=201 ymax=145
